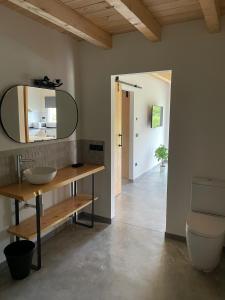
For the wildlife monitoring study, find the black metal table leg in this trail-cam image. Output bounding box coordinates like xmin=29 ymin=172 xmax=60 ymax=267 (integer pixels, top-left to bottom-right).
xmin=91 ymin=174 xmax=95 ymax=228
xmin=71 ymin=182 xmax=77 ymax=224
xmin=75 ymin=174 xmax=95 ymax=228
xmin=15 ymin=199 xmax=20 ymax=241
xmin=32 ymin=194 xmax=42 ymax=270
xmin=74 ymin=181 xmax=77 ymax=195
xmin=74 ymin=181 xmax=77 ymax=223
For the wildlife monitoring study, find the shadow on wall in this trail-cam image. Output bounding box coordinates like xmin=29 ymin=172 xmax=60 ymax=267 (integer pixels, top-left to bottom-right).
xmin=147 ymin=105 xmax=152 ymax=127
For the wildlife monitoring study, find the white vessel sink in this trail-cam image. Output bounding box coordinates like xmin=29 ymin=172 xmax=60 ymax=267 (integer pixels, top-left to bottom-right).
xmin=23 ymin=167 xmax=57 ymax=185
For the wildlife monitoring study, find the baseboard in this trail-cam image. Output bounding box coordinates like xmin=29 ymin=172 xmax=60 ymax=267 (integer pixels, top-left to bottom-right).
xmin=40 ymin=222 xmax=69 ymax=243
xmin=165 ymin=232 xmax=186 ymax=242
xmin=132 ymin=163 xmax=163 ymax=182
xmin=78 ymin=212 xmax=112 ymax=224
xmin=165 ymin=232 xmax=225 ymax=253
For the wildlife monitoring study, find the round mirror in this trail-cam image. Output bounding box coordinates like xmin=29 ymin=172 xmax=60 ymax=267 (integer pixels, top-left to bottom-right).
xmin=0 ymin=86 xmax=78 ymax=143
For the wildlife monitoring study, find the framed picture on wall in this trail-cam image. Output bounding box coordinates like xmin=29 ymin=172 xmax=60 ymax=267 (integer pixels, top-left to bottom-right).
xmin=151 ymin=105 xmax=163 ymax=128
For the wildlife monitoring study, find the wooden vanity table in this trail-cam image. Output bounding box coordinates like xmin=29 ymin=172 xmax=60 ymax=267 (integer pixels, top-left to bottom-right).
xmin=0 ymin=164 xmax=105 ymax=270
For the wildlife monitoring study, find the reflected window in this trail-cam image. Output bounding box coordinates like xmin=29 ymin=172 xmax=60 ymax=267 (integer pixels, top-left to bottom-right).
xmin=47 ymin=108 xmax=56 ymax=123
xmin=27 ymin=87 xmax=57 ymax=142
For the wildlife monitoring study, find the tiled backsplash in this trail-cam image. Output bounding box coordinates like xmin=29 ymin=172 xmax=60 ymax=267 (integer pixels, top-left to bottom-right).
xmin=0 ymin=140 xmax=77 ymax=186
xmin=0 ymin=139 xmax=105 ymax=187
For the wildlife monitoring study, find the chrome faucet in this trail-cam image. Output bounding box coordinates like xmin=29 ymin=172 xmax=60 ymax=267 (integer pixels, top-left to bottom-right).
xmin=16 ymin=155 xmax=34 ymax=184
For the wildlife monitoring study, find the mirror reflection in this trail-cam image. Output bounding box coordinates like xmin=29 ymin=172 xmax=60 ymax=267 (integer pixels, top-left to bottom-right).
xmin=0 ymin=86 xmax=78 ymax=143
xmin=28 ymin=87 xmax=57 ymax=142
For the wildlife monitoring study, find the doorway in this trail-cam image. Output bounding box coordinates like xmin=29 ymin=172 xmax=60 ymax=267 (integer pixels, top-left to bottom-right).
xmin=112 ymin=71 xmax=172 ymax=232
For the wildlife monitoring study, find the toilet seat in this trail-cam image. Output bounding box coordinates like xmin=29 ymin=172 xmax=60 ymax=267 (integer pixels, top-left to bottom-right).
xmin=187 ymin=212 xmax=225 ymax=238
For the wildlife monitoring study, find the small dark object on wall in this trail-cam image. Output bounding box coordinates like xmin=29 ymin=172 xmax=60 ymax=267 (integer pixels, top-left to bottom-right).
xmin=89 ymin=144 xmax=104 ymax=151
xmin=72 ymin=163 xmax=84 ymax=168
xmin=33 ymin=76 xmax=63 ymax=89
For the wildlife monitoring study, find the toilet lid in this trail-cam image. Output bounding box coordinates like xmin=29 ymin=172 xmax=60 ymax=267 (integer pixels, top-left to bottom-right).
xmin=187 ymin=212 xmax=225 ymax=238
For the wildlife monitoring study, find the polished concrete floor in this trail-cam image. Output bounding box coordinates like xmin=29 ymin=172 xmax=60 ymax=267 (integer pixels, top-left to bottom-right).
xmin=116 ymin=166 xmax=167 ymax=232
xmin=0 ymin=167 xmax=225 ymax=299
xmin=0 ymin=223 xmax=225 ymax=300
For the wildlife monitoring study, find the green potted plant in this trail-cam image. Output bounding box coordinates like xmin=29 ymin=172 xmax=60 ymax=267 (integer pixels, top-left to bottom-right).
xmin=155 ymin=145 xmax=168 ymax=167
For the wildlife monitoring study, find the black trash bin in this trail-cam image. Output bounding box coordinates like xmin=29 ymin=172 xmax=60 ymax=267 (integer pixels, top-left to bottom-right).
xmin=4 ymin=240 xmax=35 ymax=280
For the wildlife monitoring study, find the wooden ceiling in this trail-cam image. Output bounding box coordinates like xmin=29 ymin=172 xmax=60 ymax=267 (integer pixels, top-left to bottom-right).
xmin=151 ymin=71 xmax=172 ymax=83
xmin=60 ymin=0 xmax=212 ymax=33
xmin=1 ymin=0 xmax=225 ymax=48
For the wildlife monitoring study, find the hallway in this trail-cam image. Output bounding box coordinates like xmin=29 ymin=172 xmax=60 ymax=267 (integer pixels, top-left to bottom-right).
xmin=116 ymin=166 xmax=167 ymax=232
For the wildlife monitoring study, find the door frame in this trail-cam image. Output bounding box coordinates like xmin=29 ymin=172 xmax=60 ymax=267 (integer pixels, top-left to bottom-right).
xmin=111 ymin=71 xmax=172 ymax=221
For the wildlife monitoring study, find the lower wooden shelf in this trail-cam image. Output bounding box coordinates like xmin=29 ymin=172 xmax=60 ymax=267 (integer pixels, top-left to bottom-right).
xmin=8 ymin=194 xmax=97 ymax=240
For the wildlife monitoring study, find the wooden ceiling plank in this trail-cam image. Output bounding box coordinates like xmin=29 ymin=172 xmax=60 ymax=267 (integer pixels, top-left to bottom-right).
xmin=76 ymin=2 xmax=111 ymax=15
xmin=199 ymin=0 xmax=220 ymax=32
xmin=149 ymin=5 xmax=201 ymax=18
xmin=105 ymin=0 xmax=161 ymax=41
xmin=151 ymin=71 xmax=172 ymax=83
xmin=64 ymin=0 xmax=104 ymax=10
xmin=6 ymin=0 xmax=112 ymax=48
xmin=158 ymin=10 xmax=202 ymax=25
xmin=143 ymin=0 xmax=198 ymax=10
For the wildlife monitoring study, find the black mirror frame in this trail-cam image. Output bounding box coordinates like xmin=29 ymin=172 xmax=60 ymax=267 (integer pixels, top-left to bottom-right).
xmin=0 ymin=85 xmax=79 ymax=144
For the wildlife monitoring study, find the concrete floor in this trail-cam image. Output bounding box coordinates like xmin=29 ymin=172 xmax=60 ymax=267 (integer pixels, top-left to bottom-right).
xmin=0 ymin=223 xmax=225 ymax=300
xmin=116 ymin=166 xmax=167 ymax=232
xmin=0 ymin=166 xmax=225 ymax=299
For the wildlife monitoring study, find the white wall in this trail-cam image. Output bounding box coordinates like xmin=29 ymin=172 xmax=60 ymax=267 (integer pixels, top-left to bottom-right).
xmin=0 ymin=6 xmax=80 ymax=151
xmin=79 ymin=17 xmax=225 ymax=237
xmin=115 ymin=73 xmax=170 ymax=179
xmin=0 ymin=6 xmax=80 ymax=263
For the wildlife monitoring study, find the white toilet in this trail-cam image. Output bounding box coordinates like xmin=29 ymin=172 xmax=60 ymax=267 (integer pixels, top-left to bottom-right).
xmin=186 ymin=177 xmax=225 ymax=272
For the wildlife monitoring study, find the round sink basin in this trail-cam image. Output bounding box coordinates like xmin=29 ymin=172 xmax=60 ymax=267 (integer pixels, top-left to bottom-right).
xmin=23 ymin=167 xmax=57 ymax=185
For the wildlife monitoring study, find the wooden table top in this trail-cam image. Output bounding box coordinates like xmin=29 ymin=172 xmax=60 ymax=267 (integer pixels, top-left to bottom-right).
xmin=0 ymin=164 xmax=105 ymax=201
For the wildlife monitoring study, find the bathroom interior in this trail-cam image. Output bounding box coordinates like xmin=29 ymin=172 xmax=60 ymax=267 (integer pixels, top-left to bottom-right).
xmin=0 ymin=0 xmax=225 ymax=299
xmin=0 ymin=80 xmax=105 ymax=273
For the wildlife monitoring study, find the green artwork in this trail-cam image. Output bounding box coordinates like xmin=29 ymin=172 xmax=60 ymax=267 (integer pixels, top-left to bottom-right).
xmin=152 ymin=105 xmax=162 ymax=128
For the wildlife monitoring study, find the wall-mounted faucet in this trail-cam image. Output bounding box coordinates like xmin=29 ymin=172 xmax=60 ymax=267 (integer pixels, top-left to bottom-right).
xmin=16 ymin=154 xmax=34 ymax=184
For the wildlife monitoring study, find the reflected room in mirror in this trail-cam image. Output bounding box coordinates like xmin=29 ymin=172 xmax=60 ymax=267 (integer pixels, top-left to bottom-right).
xmin=0 ymin=86 xmax=78 ymax=143
xmin=28 ymin=87 xmax=57 ymax=142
